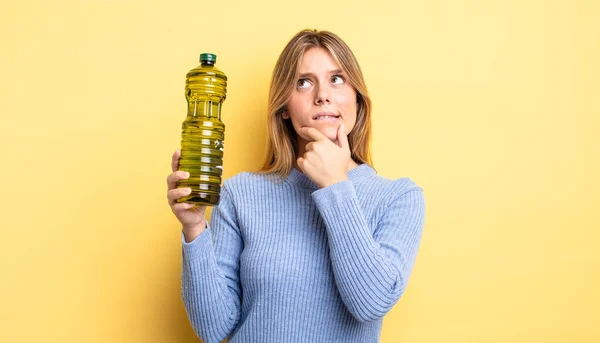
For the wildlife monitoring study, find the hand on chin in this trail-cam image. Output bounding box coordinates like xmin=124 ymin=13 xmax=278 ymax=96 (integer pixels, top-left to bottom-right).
xmin=299 ymin=122 xmax=340 ymax=144
xmin=313 ymin=126 xmax=339 ymax=142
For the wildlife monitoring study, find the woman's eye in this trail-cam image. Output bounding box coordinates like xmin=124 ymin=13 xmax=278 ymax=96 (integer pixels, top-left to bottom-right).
xmin=331 ymin=75 xmax=345 ymax=84
xmin=297 ymin=79 xmax=311 ymax=89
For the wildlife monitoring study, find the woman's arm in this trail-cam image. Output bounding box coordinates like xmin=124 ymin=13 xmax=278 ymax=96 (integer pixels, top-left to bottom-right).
xmin=312 ymin=180 xmax=426 ymax=323
xmin=181 ymin=183 xmax=243 ymax=343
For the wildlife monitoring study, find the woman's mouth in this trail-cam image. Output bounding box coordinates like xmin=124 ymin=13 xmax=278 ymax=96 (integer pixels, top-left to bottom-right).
xmin=313 ymin=113 xmax=341 ymax=121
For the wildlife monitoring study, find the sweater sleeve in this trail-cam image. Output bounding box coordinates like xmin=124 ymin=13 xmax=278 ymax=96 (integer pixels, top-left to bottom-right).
xmin=311 ymin=180 xmax=425 ymax=323
xmin=181 ymin=184 xmax=243 ymax=343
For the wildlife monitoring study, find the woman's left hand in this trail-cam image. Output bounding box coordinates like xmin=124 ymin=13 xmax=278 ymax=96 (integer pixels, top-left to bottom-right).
xmin=297 ymin=124 xmax=351 ymax=188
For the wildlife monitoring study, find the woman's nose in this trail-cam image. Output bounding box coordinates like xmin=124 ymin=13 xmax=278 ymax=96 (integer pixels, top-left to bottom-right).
xmin=314 ymin=85 xmax=331 ymax=105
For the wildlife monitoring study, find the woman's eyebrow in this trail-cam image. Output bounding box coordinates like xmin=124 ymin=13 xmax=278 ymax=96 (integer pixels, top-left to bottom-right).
xmin=298 ymin=69 xmax=344 ymax=78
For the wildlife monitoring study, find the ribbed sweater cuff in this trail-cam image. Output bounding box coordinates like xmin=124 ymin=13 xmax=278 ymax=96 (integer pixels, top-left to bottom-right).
xmin=181 ymin=226 xmax=213 ymax=261
xmin=311 ymin=180 xmax=356 ymax=209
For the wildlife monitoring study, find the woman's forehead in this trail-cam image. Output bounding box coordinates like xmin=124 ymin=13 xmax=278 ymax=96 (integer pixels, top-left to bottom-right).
xmin=297 ymin=47 xmax=343 ymax=75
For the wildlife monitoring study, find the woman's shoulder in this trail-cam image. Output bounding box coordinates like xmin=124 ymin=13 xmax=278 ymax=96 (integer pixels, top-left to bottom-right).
xmin=359 ymin=170 xmax=424 ymax=206
xmin=362 ymin=165 xmax=423 ymax=190
xmin=362 ymin=175 xmax=425 ymax=217
xmin=383 ymin=176 xmax=423 ymax=193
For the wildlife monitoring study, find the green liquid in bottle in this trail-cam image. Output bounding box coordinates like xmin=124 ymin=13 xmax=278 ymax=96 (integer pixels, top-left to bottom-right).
xmin=176 ymin=53 xmax=227 ymax=206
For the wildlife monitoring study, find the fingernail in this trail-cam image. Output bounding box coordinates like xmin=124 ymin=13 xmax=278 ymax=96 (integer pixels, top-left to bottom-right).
xmin=184 ymin=172 xmax=190 ymax=178
xmin=186 ymin=188 xmax=192 ymax=194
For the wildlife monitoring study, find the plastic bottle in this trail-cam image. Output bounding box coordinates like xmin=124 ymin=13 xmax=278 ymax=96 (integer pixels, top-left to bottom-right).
xmin=177 ymin=53 xmax=227 ymax=206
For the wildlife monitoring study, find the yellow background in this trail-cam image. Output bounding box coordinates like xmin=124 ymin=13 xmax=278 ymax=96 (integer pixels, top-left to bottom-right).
xmin=1 ymin=0 xmax=598 ymax=342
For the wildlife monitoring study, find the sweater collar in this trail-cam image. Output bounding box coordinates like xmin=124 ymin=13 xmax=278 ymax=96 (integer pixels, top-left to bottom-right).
xmin=285 ymin=163 xmax=376 ymax=189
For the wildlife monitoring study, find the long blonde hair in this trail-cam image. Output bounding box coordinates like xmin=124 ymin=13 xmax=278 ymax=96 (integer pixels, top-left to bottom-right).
xmin=256 ymin=29 xmax=374 ymax=181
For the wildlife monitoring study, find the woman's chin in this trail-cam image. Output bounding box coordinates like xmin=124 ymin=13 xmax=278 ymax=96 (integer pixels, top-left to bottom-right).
xmin=315 ymin=126 xmax=338 ymax=141
xmin=299 ymin=125 xmax=339 ymax=143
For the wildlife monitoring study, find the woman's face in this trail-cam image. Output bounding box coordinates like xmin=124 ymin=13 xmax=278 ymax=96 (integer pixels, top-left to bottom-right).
xmin=283 ymin=47 xmax=357 ymax=145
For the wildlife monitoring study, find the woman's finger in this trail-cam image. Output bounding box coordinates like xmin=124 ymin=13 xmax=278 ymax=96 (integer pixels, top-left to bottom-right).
xmin=167 ymin=187 xmax=192 ymax=205
xmin=171 ymin=202 xmax=196 ymax=212
xmin=171 ymin=149 xmax=181 ymax=172
xmin=166 ymin=170 xmax=189 ymax=190
xmin=297 ymin=156 xmax=312 ymax=173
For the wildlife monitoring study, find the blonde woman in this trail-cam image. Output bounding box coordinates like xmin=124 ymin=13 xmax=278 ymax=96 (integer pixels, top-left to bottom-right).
xmin=166 ymin=29 xmax=426 ymax=343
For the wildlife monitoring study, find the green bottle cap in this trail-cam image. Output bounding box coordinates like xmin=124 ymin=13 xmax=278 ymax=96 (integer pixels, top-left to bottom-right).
xmin=200 ymin=53 xmax=216 ymax=65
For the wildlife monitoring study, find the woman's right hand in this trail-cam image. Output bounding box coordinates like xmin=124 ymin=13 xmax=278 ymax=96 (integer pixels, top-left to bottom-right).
xmin=167 ymin=149 xmax=207 ymax=240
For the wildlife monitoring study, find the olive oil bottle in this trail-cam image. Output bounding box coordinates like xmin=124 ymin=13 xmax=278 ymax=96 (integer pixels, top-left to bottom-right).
xmin=176 ymin=53 xmax=227 ymax=206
